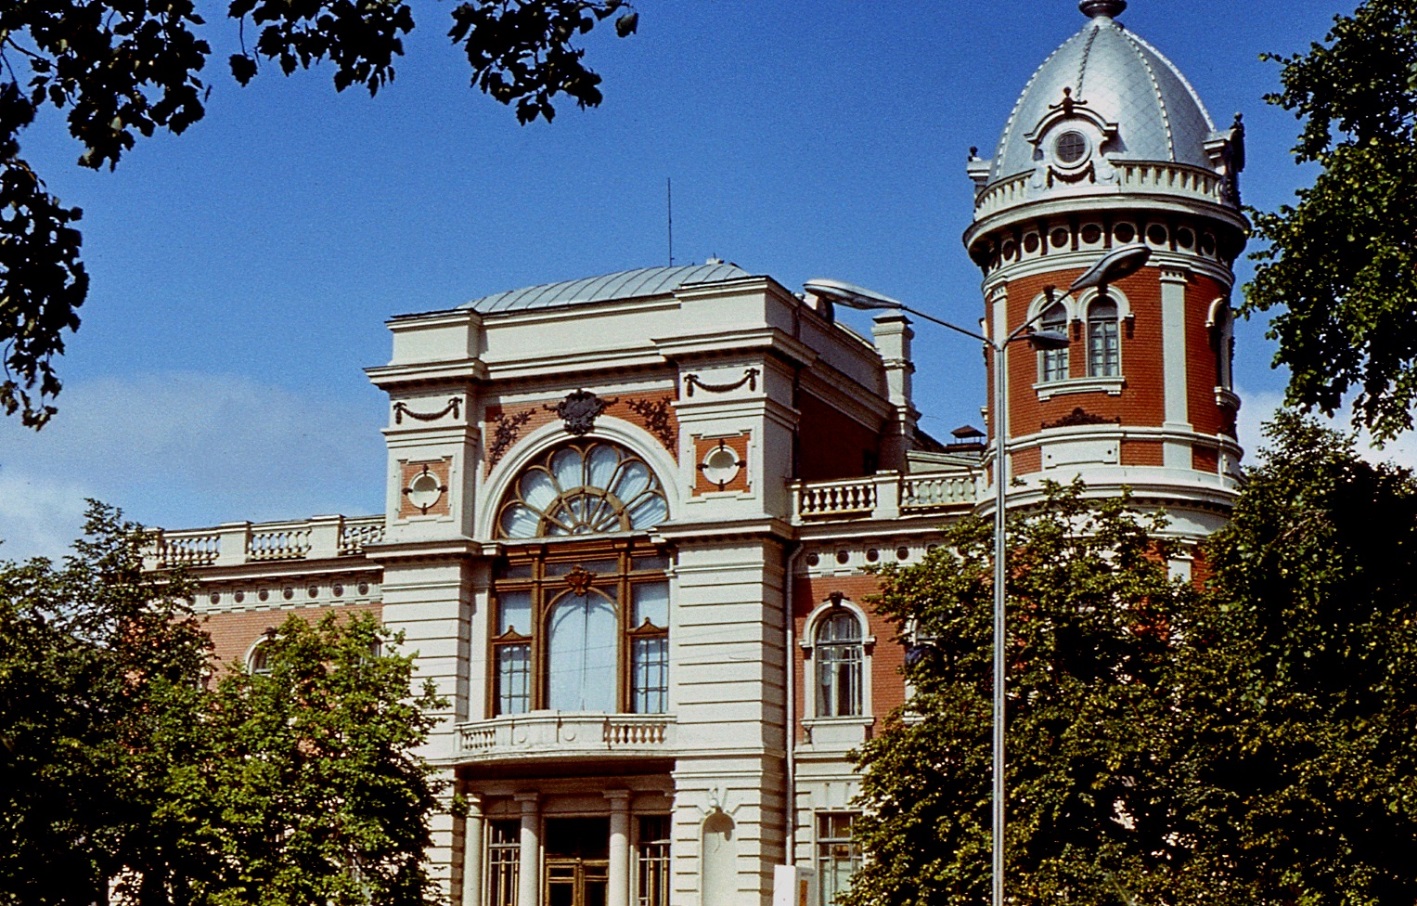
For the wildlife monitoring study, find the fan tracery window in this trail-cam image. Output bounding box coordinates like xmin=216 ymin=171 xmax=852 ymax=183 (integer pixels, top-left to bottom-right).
xmin=497 ymin=441 xmax=669 ymax=539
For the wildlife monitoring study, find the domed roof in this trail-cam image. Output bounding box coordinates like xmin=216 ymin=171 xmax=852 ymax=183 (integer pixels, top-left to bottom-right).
xmin=988 ymin=2 xmax=1217 ymax=183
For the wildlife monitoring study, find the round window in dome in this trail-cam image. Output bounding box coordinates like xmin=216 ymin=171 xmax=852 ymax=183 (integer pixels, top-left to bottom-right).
xmin=1054 ymin=131 xmax=1089 ymax=165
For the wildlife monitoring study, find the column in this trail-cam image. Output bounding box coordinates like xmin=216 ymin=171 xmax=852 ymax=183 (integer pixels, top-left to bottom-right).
xmin=606 ymin=790 xmax=631 ymax=906
xmin=461 ymin=794 xmax=484 ymax=906
xmin=1160 ymin=266 xmax=1193 ymax=469
xmin=516 ymin=792 xmax=540 ymax=906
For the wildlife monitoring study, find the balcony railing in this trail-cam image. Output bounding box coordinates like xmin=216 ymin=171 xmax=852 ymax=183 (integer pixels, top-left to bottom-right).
xmin=792 ymin=470 xmax=978 ymax=523
xmin=973 ymin=161 xmax=1227 ymax=220
xmin=454 ymin=712 xmax=675 ymax=762
xmin=149 ymin=515 xmax=386 ymax=568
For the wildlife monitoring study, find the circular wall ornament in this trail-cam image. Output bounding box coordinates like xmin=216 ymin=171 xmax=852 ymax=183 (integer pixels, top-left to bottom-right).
xmin=701 ymin=444 xmax=742 ymax=488
xmin=407 ymin=471 xmax=445 ymax=512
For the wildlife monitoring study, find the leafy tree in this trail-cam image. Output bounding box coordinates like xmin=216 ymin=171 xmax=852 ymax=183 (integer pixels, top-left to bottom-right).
xmin=0 ymin=0 xmax=639 ymax=428
xmin=1246 ymin=0 xmax=1417 ymax=442
xmin=1175 ymin=412 xmax=1417 ymax=906
xmin=849 ymin=418 xmax=1417 ymax=906
xmin=0 ymin=503 xmax=210 ymax=906
xmin=847 ymin=484 xmax=1197 ymax=906
xmin=1 ymin=508 xmax=447 ymax=906
xmin=195 ymin=613 xmax=446 ymax=906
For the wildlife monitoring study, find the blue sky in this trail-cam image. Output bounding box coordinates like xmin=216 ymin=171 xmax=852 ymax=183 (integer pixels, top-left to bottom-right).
xmin=0 ymin=0 xmax=1386 ymax=559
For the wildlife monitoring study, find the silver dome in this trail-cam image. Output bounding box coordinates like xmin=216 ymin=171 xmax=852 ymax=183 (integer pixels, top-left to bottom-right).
xmin=988 ymin=10 xmax=1217 ymax=184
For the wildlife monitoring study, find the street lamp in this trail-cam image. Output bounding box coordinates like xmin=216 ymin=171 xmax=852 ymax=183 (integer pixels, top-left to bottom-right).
xmin=803 ymin=242 xmax=1150 ymax=906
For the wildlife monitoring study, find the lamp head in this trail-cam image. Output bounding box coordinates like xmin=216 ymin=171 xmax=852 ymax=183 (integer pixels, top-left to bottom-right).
xmin=803 ymin=278 xmax=906 ymax=312
xmin=1026 ymin=329 xmax=1071 ymax=351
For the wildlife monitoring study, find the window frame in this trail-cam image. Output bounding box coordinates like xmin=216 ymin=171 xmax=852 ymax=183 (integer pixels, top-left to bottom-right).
xmin=1037 ymin=300 xmax=1071 ymax=383
xmin=815 ymin=812 xmax=862 ymax=906
xmin=800 ymin=599 xmax=874 ymax=727
xmin=490 ymin=540 xmax=671 ymax=716
xmin=1087 ymin=296 xmax=1121 ymax=378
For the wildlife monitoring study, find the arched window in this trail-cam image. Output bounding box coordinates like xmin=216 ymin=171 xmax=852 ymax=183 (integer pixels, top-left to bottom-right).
xmin=497 ymin=441 xmax=668 ymax=539
xmin=247 ymin=639 xmax=272 ymax=675
xmin=1087 ymin=297 xmax=1120 ymax=377
xmin=1039 ymin=301 xmax=1070 ymax=382
xmin=815 ymin=611 xmax=863 ymax=717
xmin=490 ymin=440 xmax=671 ymax=716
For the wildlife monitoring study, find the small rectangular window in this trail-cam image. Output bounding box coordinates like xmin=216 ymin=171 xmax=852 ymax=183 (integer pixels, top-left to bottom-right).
xmin=816 ymin=813 xmax=861 ymax=906
xmin=636 ymin=815 xmax=671 ymax=906
xmin=495 ymin=644 xmax=531 ymax=715
xmin=487 ymin=820 xmax=520 ymax=906
xmin=631 ymin=636 xmax=669 ymax=714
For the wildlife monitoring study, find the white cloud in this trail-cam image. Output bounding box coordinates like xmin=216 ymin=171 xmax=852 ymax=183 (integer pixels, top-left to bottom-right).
xmin=0 ymin=373 xmax=386 ymax=562
xmin=1235 ymin=384 xmax=1417 ymax=472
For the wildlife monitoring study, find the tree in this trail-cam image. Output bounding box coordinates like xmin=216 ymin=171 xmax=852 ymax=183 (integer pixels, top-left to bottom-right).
xmin=1175 ymin=412 xmax=1417 ymax=905
xmin=0 ymin=0 xmax=639 ymax=428
xmin=848 ymin=418 xmax=1417 ymax=906
xmin=195 ymin=613 xmax=446 ymax=906
xmin=0 ymin=503 xmax=211 ymax=906
xmin=1245 ymin=0 xmax=1417 ymax=442
xmin=0 ymin=508 xmax=447 ymax=906
xmin=847 ymin=484 xmax=1198 ymax=906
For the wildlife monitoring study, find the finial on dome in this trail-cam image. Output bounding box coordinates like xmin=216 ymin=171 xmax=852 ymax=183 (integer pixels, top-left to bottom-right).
xmin=1079 ymin=0 xmax=1127 ymax=18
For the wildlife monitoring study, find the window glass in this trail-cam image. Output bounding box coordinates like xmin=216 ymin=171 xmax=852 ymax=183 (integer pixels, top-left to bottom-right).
xmin=496 ymin=644 xmax=531 ymax=715
xmin=498 ymin=590 xmax=533 ymax=635
xmin=547 ymin=590 xmax=617 ymax=711
xmin=637 ymin=816 xmax=671 ymax=906
xmin=816 ymin=813 xmax=861 ymax=906
xmin=1040 ymin=302 xmax=1069 ymax=382
xmin=497 ymin=442 xmax=668 ymax=539
xmin=487 ymin=821 xmax=520 ymax=906
xmin=1088 ymin=298 xmax=1120 ymax=377
xmin=815 ymin=612 xmax=863 ymax=718
xmin=632 ymin=582 xmax=669 ymax=628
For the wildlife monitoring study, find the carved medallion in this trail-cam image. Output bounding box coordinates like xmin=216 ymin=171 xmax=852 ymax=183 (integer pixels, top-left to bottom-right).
xmin=546 ymin=390 xmax=616 ymax=436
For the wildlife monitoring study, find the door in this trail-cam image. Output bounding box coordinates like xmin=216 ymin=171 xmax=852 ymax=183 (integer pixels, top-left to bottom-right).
xmin=544 ymin=817 xmax=610 ymax=906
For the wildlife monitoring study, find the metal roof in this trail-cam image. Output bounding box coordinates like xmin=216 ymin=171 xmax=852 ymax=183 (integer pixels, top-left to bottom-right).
xmin=461 ymin=262 xmax=751 ymax=314
xmin=989 ymin=6 xmax=1217 ymax=183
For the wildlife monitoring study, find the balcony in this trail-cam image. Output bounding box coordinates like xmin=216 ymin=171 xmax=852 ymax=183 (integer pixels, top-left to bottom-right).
xmin=454 ymin=712 xmax=676 ymax=764
xmin=791 ymin=470 xmax=978 ymax=523
xmin=149 ymin=515 xmax=386 ymax=568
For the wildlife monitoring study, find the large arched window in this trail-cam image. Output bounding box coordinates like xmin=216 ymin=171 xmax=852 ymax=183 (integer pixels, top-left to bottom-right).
xmin=497 ymin=441 xmax=668 ymax=538
xmin=1087 ymin=297 xmax=1120 ymax=377
xmin=490 ymin=440 xmax=671 ymax=716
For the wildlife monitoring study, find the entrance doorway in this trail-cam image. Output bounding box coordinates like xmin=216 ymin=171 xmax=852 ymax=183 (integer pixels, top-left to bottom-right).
xmin=545 ymin=817 xmax=609 ymax=906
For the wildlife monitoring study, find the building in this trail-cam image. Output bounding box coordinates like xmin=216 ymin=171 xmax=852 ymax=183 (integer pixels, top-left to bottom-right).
xmin=150 ymin=3 xmax=1246 ymax=904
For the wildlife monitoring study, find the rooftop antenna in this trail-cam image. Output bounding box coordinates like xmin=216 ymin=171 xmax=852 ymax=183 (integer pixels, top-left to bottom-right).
xmin=667 ymin=177 xmax=674 ymax=266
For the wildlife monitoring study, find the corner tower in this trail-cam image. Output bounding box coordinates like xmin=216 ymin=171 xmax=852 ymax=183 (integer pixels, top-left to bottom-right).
xmin=963 ymin=0 xmax=1247 ymax=538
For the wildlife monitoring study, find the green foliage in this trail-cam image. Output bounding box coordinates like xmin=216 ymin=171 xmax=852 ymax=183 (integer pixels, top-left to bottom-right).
xmin=1245 ymin=0 xmax=1417 ymax=441
xmin=0 ymin=502 xmax=209 ymax=906
xmin=197 ymin=614 xmax=446 ymax=906
xmin=849 ymin=420 xmax=1417 ymax=906
xmin=848 ymin=483 xmax=1196 ymax=906
xmin=0 ymin=0 xmax=637 ymax=427
xmin=0 ymin=505 xmax=447 ymax=906
xmin=1177 ymin=412 xmax=1417 ymax=906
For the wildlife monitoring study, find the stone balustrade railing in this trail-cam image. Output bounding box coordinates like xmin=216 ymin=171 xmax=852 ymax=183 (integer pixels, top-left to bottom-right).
xmin=973 ymin=161 xmax=1227 ymax=220
xmin=150 ymin=515 xmax=386 ymax=568
xmin=455 ymin=712 xmax=675 ymax=762
xmin=792 ymin=470 xmax=978 ymax=522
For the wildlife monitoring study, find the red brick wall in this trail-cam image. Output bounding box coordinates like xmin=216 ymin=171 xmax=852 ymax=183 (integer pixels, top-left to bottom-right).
xmin=202 ymin=602 xmax=382 ymax=675
xmin=1122 ymin=439 xmax=1165 ymax=467
xmin=1186 ymin=274 xmax=1229 ymax=438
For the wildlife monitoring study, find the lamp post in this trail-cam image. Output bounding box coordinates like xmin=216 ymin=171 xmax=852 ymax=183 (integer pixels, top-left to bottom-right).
xmin=804 ymin=242 xmax=1149 ymax=906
